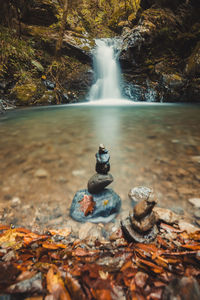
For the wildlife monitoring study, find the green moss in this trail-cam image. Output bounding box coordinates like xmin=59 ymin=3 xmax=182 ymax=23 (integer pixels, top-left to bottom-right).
xmin=13 ymin=83 xmax=37 ymax=103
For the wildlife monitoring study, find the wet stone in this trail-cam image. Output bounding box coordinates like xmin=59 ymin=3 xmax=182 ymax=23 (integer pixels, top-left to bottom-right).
xmin=188 ymin=198 xmax=200 ymax=208
xmin=70 ymin=188 xmax=121 ymax=223
xmin=128 ymin=186 xmax=154 ymax=205
xmin=130 ymin=211 xmax=157 ymax=233
xmin=134 ymin=199 xmax=156 ymax=220
xmin=121 ymin=218 xmax=158 ymax=243
xmin=87 ymin=173 xmax=113 ymax=194
xmin=121 ymin=188 xmax=158 ymax=243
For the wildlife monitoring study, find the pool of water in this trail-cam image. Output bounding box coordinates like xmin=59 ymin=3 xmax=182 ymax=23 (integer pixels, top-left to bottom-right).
xmin=0 ymin=102 xmax=200 ymax=232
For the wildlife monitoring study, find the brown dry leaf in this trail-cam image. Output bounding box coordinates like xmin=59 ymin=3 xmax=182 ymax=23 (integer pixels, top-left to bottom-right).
xmin=79 ymin=195 xmax=96 ymax=216
xmin=137 ymin=257 xmax=164 ymax=273
xmin=73 ymin=248 xmax=99 ymax=257
xmin=65 ymin=272 xmax=86 ymax=300
xmin=92 ymin=289 xmax=112 ymax=300
xmin=136 ymin=244 xmax=158 ymax=254
xmin=160 ymin=223 xmax=181 ymax=232
xmin=48 ymin=229 xmax=71 ymax=237
xmin=0 ymin=225 xmax=10 ymax=231
xmin=182 ymin=244 xmax=200 ymax=250
xmin=42 ymin=242 xmax=66 ymax=250
xmin=46 ymin=267 xmax=71 ymax=300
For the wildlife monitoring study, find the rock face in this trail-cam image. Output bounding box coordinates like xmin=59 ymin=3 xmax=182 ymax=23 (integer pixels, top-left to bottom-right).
xmin=121 ymin=189 xmax=158 ymax=243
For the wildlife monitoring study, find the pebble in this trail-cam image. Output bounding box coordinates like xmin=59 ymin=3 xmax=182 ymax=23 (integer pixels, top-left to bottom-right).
xmin=128 ymin=186 xmax=154 ymax=204
xmin=78 ymin=222 xmax=94 ymax=239
xmin=72 ymin=169 xmax=86 ymax=176
xmin=191 ymin=156 xmax=200 ymax=163
xmin=188 ymin=198 xmax=200 ymax=208
xmin=10 ymin=197 xmax=21 ymax=207
xmin=178 ymin=220 xmax=199 ymax=233
xmin=154 ymin=207 xmax=180 ymax=224
xmin=34 ymin=169 xmax=49 ymax=178
xmin=194 ymin=210 xmax=200 ymax=219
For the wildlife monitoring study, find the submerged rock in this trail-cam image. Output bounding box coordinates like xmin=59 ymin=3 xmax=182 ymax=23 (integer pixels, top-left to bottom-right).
xmin=87 ymin=173 xmax=113 ymax=194
xmin=70 ymin=188 xmax=121 ymax=223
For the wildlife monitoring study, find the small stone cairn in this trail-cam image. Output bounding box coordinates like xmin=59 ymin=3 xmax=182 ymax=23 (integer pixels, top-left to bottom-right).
xmin=70 ymin=144 xmax=121 ymax=223
xmin=121 ymin=187 xmax=158 ymax=243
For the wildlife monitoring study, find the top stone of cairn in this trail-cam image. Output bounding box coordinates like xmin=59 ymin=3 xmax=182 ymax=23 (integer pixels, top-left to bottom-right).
xmin=95 ymin=144 xmax=110 ymax=175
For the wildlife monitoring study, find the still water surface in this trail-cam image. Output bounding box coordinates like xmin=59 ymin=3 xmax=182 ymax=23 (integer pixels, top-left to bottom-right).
xmin=0 ymin=103 xmax=200 ymax=230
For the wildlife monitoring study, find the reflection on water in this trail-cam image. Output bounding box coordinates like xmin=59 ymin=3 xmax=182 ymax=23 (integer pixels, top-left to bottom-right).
xmin=0 ymin=103 xmax=200 ymax=230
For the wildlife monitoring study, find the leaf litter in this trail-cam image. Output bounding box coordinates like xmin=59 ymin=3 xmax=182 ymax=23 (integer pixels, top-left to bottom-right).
xmin=0 ymin=221 xmax=200 ymax=299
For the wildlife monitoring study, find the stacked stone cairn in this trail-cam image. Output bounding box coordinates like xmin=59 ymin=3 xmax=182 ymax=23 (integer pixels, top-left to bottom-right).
xmin=70 ymin=144 xmax=121 ymax=223
xmin=121 ymin=191 xmax=158 ymax=243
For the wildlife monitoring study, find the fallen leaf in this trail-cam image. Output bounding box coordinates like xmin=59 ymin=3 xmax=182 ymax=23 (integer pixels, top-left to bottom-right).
xmin=42 ymin=242 xmax=66 ymax=250
xmin=136 ymin=257 xmax=164 ymax=273
xmin=79 ymin=195 xmax=96 ymax=216
xmin=92 ymin=289 xmax=112 ymax=300
xmin=65 ymin=271 xmax=86 ymax=300
xmin=48 ymin=229 xmax=71 ymax=237
xmin=46 ymin=267 xmax=71 ymax=300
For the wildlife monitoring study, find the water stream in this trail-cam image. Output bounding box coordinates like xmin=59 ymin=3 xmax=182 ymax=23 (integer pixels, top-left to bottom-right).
xmin=89 ymin=39 xmax=122 ymax=101
xmin=0 ymin=104 xmax=200 ymax=232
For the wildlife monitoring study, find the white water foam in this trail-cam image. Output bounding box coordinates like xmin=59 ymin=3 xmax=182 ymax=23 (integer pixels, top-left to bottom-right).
xmin=89 ymin=39 xmax=123 ymax=101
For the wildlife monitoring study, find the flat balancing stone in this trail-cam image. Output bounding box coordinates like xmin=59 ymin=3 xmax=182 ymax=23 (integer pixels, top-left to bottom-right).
xmin=70 ymin=188 xmax=121 ymax=223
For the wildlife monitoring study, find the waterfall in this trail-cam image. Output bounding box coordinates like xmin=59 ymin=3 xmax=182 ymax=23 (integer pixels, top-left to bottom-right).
xmin=89 ymin=39 xmax=122 ymax=101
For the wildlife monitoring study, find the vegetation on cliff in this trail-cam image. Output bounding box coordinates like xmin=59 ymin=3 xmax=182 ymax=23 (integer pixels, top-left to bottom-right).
xmin=0 ymin=0 xmax=200 ymax=105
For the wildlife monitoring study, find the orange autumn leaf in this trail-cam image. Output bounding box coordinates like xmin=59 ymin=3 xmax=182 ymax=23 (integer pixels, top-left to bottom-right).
xmin=136 ymin=257 xmax=164 ymax=273
xmin=79 ymin=194 xmax=96 ymax=216
xmin=73 ymin=248 xmax=99 ymax=257
xmin=23 ymin=233 xmax=48 ymax=245
xmin=42 ymin=242 xmax=66 ymax=250
xmin=46 ymin=267 xmax=71 ymax=300
xmin=93 ymin=289 xmax=112 ymax=300
xmin=182 ymin=244 xmax=200 ymax=250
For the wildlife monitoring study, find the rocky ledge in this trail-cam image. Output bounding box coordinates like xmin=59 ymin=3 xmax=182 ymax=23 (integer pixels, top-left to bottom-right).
xmin=120 ymin=0 xmax=200 ymax=102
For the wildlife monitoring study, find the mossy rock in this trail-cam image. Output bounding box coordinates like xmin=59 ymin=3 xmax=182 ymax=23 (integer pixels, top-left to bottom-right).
xmin=13 ymin=83 xmax=37 ymax=104
xmin=36 ymin=90 xmax=57 ymax=105
xmin=162 ymin=73 xmax=185 ymax=88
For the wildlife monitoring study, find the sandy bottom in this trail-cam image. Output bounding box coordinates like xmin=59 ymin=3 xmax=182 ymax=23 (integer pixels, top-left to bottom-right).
xmin=0 ymin=103 xmax=200 ymax=234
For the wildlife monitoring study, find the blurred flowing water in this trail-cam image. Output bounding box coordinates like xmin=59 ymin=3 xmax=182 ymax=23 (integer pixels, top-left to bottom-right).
xmin=0 ymin=103 xmax=200 ymax=229
xmin=89 ymin=39 xmax=122 ymax=100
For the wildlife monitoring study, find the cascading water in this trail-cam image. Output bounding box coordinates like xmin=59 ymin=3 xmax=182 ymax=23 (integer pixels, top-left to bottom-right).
xmin=89 ymin=39 xmax=122 ymax=101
